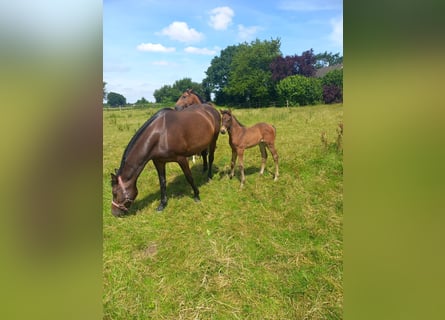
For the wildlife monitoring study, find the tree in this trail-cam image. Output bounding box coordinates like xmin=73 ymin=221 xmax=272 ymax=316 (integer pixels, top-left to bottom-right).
xmin=135 ymin=97 xmax=148 ymax=105
xmin=276 ymin=75 xmax=322 ymax=106
xmin=153 ymin=78 xmax=204 ymax=103
xmin=321 ymin=69 xmax=343 ymax=103
xmin=314 ymin=51 xmax=343 ymax=68
xmin=270 ymin=49 xmax=316 ymax=83
xmin=203 ymin=44 xmax=246 ymax=104
xmin=224 ymin=38 xmax=281 ymax=107
xmin=107 ymin=92 xmax=126 ymax=107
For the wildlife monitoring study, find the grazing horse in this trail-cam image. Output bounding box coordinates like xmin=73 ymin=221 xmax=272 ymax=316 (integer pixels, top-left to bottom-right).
xmin=111 ymin=107 xmax=220 ymax=216
xmin=220 ymin=110 xmax=279 ymax=188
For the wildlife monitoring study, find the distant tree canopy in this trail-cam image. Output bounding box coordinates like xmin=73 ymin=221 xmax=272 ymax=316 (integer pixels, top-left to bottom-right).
xmin=153 ymin=78 xmax=204 ymax=104
xmin=223 ymin=38 xmax=281 ymax=106
xmin=135 ymin=97 xmax=148 ymax=105
xmin=153 ymin=39 xmax=343 ymax=107
xmin=270 ymin=49 xmax=317 ymax=83
xmin=314 ymin=51 xmax=343 ymax=68
xmin=107 ymin=92 xmax=126 ymax=107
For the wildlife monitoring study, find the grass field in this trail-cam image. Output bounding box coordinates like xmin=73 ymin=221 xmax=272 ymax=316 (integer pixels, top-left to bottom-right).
xmin=103 ymin=104 xmax=343 ymax=319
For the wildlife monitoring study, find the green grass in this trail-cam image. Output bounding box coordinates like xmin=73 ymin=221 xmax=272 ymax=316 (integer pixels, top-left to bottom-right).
xmin=103 ymin=104 xmax=343 ymax=319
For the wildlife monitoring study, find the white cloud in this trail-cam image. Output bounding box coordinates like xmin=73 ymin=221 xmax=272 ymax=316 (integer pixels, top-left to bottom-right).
xmin=159 ymin=21 xmax=204 ymax=43
xmin=184 ymin=46 xmax=217 ymax=55
xmin=237 ymin=24 xmax=260 ymax=41
xmin=279 ymin=0 xmax=341 ymax=11
xmin=136 ymin=43 xmax=175 ymax=52
xmin=329 ymin=16 xmax=343 ymax=47
xmin=209 ymin=6 xmax=234 ymax=30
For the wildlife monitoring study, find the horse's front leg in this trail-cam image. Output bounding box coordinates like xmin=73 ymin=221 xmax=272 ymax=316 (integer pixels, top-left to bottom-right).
xmin=229 ymin=148 xmax=237 ymax=179
xmin=153 ymin=160 xmax=168 ymax=211
xmin=177 ymin=157 xmax=200 ymax=202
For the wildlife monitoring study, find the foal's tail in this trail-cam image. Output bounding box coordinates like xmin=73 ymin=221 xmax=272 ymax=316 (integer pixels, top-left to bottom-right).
xmin=272 ymin=125 xmax=277 ymax=137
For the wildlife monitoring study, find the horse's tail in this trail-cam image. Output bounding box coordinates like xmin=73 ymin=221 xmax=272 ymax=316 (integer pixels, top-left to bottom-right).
xmin=272 ymin=124 xmax=277 ymax=136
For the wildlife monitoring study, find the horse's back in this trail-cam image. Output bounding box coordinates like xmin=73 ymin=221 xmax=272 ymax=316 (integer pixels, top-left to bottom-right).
xmin=180 ymin=103 xmax=221 ymax=133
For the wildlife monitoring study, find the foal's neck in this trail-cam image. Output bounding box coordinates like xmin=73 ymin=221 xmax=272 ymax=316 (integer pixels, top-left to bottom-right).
xmin=230 ymin=115 xmax=244 ymax=134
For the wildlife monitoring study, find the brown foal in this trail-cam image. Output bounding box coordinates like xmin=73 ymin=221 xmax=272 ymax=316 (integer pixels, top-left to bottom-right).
xmin=220 ymin=110 xmax=279 ymax=188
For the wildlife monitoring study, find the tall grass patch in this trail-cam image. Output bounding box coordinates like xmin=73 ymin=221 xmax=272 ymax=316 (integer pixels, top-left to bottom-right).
xmin=103 ymin=104 xmax=343 ymax=319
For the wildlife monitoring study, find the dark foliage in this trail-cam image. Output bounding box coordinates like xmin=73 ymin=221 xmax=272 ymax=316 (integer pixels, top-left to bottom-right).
xmin=322 ymin=85 xmax=343 ymax=104
xmin=270 ymin=49 xmax=316 ymax=83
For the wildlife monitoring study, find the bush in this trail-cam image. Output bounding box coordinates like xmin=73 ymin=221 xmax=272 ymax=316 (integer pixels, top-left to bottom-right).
xmin=323 ymin=85 xmax=343 ymax=104
xmin=276 ymin=75 xmax=322 ymax=106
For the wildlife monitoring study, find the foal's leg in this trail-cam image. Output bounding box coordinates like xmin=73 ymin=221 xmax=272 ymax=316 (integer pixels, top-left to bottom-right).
xmin=177 ymin=156 xmax=200 ymax=202
xmin=153 ymin=160 xmax=168 ymax=211
xmin=229 ymin=148 xmax=237 ymax=179
xmin=266 ymin=142 xmax=279 ymax=181
xmin=259 ymin=142 xmax=267 ymax=175
xmin=237 ymin=149 xmax=246 ymax=188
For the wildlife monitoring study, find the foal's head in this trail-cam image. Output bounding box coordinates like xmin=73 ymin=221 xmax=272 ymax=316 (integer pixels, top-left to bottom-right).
xmin=110 ymin=172 xmax=138 ymax=217
xmin=220 ymin=110 xmax=233 ymax=134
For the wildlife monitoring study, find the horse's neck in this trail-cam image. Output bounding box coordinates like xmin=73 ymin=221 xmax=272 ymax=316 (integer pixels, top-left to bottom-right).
xmin=230 ymin=116 xmax=244 ymax=133
xmin=118 ymin=146 xmax=151 ymax=187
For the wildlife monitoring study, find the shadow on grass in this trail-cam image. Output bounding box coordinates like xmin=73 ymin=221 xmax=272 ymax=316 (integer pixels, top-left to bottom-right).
xmin=124 ymin=162 xmax=221 ymax=215
xmin=217 ymin=165 xmax=274 ymax=182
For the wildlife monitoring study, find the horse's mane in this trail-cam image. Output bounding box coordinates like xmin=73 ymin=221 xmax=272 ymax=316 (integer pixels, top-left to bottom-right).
xmin=117 ymin=108 xmax=171 ymax=174
xmin=190 ymin=90 xmax=206 ymax=104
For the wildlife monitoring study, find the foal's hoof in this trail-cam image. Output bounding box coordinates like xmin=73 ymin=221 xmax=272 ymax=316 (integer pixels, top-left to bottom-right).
xmin=194 ymin=196 xmax=201 ymax=203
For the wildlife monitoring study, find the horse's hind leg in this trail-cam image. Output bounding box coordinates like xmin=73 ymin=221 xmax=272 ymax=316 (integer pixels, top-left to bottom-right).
xmin=207 ymin=139 xmax=217 ymax=180
xmin=201 ymin=149 xmax=208 ymax=172
xmin=266 ymin=142 xmax=279 ymax=181
xmin=237 ymin=150 xmax=246 ymax=188
xmin=177 ymin=157 xmax=200 ymax=202
xmin=259 ymin=143 xmax=267 ymax=175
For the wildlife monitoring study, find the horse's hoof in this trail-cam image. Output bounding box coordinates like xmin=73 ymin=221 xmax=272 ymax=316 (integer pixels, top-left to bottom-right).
xmin=156 ymin=203 xmax=167 ymax=211
xmin=194 ymin=196 xmax=201 ymax=203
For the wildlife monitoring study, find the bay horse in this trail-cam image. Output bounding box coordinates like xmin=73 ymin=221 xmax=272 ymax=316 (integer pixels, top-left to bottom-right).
xmin=220 ymin=110 xmax=279 ymax=188
xmin=175 ymin=88 xmax=211 ymax=110
xmin=175 ymin=89 xmax=215 ymax=165
xmin=111 ymin=107 xmax=220 ymax=216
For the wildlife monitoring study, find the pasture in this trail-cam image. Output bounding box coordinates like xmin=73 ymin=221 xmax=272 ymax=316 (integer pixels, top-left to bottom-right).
xmin=103 ymin=104 xmax=343 ymax=319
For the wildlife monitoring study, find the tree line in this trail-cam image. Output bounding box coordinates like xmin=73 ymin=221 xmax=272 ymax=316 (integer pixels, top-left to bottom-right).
xmin=105 ymin=38 xmax=343 ymax=108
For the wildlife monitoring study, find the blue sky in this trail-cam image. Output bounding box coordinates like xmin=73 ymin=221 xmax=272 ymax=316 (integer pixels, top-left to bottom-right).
xmin=104 ymin=0 xmax=343 ymax=103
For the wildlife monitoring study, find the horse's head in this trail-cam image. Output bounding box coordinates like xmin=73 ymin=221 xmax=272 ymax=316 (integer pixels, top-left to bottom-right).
xmin=110 ymin=172 xmax=138 ymax=217
xmin=175 ymin=89 xmax=201 ymax=110
xmin=220 ymin=110 xmax=232 ymax=134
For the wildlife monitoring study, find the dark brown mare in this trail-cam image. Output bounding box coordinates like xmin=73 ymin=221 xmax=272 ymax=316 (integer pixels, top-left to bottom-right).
xmin=220 ymin=110 xmax=279 ymax=188
xmin=111 ymin=107 xmax=220 ymax=216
